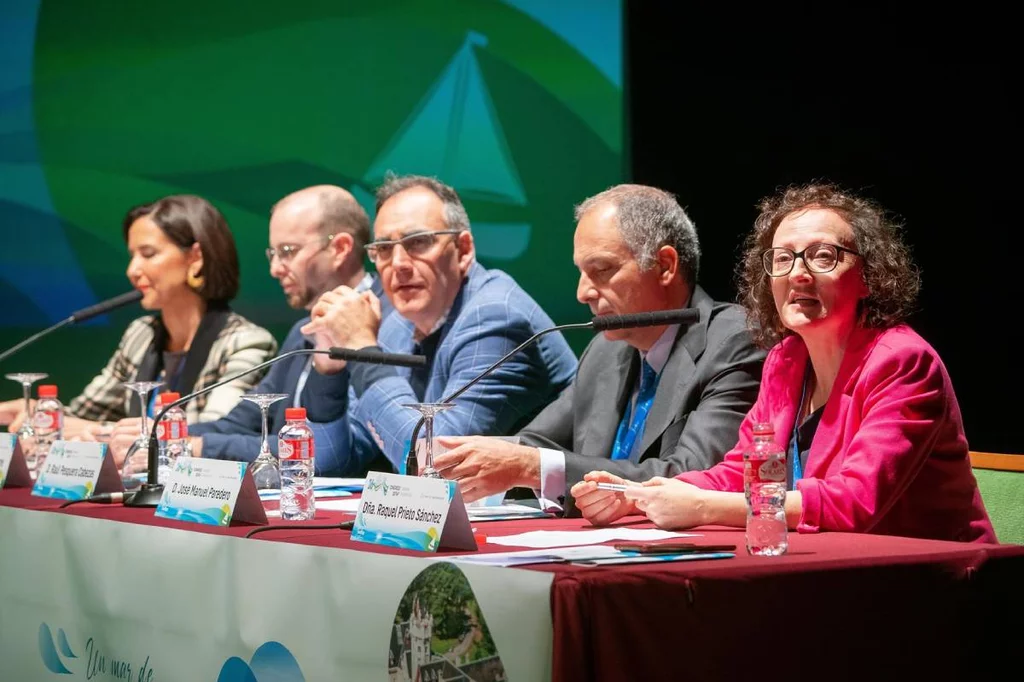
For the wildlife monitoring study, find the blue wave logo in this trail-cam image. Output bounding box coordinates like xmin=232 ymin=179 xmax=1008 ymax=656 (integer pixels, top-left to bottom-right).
xmin=217 ymin=641 xmax=304 ymax=682
xmin=38 ymin=623 xmax=77 ymax=675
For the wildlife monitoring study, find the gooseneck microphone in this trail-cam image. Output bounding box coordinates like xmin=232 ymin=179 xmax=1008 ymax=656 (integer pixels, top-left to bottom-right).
xmin=123 ymin=346 xmax=427 ymax=507
xmin=403 ymin=307 xmax=701 ymax=473
xmin=0 ymin=290 xmax=144 ymax=365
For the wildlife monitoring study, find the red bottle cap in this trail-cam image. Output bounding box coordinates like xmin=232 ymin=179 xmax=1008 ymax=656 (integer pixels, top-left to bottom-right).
xmin=285 ymin=407 xmax=306 ymax=421
xmin=159 ymin=392 xmax=181 ymax=405
xmin=38 ymin=385 xmax=57 ymax=398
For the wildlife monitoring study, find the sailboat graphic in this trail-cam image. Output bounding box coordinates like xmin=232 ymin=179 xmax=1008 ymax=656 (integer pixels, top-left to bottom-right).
xmin=364 ymin=32 xmax=531 ymax=260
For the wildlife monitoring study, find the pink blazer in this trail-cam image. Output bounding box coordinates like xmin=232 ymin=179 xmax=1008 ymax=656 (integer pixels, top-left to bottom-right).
xmin=678 ymin=324 xmax=995 ymax=543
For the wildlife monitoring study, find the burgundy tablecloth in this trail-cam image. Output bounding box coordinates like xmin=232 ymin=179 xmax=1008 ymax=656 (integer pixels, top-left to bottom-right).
xmin=4 ymin=487 xmax=1022 ymax=681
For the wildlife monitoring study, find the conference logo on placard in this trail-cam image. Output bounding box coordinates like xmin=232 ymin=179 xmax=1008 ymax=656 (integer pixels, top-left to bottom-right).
xmin=217 ymin=641 xmax=305 ymax=682
xmin=388 ymin=562 xmax=506 ymax=681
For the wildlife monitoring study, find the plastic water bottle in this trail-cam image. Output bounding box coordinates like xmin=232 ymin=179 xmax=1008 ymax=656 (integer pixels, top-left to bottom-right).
xmin=278 ymin=407 xmax=315 ymax=521
xmin=155 ymin=392 xmax=189 ymax=481
xmin=743 ymin=421 xmax=788 ymax=556
xmin=32 ymin=384 xmax=64 ymax=477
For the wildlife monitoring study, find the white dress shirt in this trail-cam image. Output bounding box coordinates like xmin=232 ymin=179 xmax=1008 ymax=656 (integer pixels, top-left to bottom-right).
xmin=535 ymin=324 xmax=680 ymax=509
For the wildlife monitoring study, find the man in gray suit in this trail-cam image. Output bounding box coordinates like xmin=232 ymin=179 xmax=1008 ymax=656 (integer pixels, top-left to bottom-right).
xmin=434 ymin=184 xmax=765 ymax=511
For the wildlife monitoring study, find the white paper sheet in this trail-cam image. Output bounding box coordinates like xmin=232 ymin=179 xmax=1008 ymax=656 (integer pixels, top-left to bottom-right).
xmin=466 ymin=503 xmax=551 ymax=521
xmin=442 ymin=545 xmax=622 ymax=567
xmin=258 ymin=489 xmax=353 ymax=501
xmin=313 ymin=476 xmax=365 ymax=488
xmin=315 ymin=498 xmax=362 ymax=512
xmin=483 ymin=528 xmax=697 ymax=549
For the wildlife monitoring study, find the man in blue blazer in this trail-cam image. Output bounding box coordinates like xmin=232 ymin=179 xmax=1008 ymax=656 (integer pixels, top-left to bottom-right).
xmin=187 ymin=185 xmax=393 ymax=474
xmin=303 ymin=174 xmax=578 ymax=472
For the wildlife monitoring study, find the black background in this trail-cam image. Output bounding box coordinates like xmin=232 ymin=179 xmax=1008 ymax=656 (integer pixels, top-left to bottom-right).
xmin=627 ymin=5 xmax=1018 ymax=452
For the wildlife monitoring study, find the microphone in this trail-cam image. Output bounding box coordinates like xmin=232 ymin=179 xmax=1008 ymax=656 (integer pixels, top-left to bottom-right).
xmin=69 ymin=290 xmax=145 ymax=324
xmin=591 ymin=308 xmax=699 ymax=331
xmin=403 ymin=307 xmax=701 ymax=474
xmin=327 ymin=346 xmax=425 ymax=368
xmin=0 ymin=290 xmax=144 ymax=365
xmin=124 ymin=346 xmax=427 ymax=507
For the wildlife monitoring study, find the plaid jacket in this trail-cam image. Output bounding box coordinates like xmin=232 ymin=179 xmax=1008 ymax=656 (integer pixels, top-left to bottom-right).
xmin=67 ymin=312 xmax=278 ymax=424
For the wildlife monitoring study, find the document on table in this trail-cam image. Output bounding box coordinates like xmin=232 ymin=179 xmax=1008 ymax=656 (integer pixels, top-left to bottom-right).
xmin=442 ymin=545 xmax=623 ymax=567
xmin=466 ymin=503 xmax=552 ymax=522
xmin=484 ymin=528 xmax=697 ymax=549
xmin=314 ymin=498 xmax=362 ymax=512
xmin=258 ymin=477 xmax=364 ymax=501
xmin=443 ymin=546 xmax=733 ymax=567
xmin=312 ymin=476 xmax=365 ymax=490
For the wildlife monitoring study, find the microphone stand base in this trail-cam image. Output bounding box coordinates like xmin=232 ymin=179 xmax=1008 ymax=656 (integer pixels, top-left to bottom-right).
xmin=123 ymin=484 xmax=165 ymax=508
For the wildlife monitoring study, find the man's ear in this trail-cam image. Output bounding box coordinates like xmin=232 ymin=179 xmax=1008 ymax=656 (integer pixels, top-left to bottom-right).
xmin=655 ymin=245 xmax=679 ymax=286
xmin=456 ymin=230 xmax=475 ymax=276
xmin=330 ymin=232 xmax=355 ymax=268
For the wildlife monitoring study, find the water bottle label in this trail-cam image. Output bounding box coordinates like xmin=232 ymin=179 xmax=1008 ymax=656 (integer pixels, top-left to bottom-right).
xmin=32 ymin=410 xmax=62 ymax=430
xmin=757 ymin=457 xmax=787 ymax=483
xmin=280 ymin=438 xmax=313 ymax=460
xmin=157 ymin=421 xmax=187 ymax=440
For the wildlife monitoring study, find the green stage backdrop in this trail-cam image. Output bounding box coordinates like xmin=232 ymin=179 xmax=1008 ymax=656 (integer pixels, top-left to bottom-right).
xmin=0 ymin=0 xmax=624 ymax=399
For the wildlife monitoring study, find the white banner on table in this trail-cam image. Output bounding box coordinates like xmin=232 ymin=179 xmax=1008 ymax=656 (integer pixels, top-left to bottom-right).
xmin=0 ymin=506 xmax=553 ymax=681
xmin=0 ymin=433 xmax=32 ymax=488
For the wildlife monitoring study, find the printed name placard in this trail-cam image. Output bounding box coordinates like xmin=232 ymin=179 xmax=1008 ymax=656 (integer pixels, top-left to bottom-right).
xmin=155 ymin=457 xmax=267 ymax=526
xmin=351 ymin=472 xmax=476 ymax=552
xmin=31 ymin=441 xmax=122 ymax=500
xmin=0 ymin=433 xmax=32 ymax=488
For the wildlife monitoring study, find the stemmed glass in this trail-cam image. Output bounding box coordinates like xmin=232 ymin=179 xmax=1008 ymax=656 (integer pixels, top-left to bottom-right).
xmin=242 ymin=393 xmax=289 ymax=490
xmin=403 ymin=403 xmax=455 ymax=478
xmin=5 ymin=372 xmax=48 ymax=473
xmin=121 ymin=381 xmax=163 ymax=490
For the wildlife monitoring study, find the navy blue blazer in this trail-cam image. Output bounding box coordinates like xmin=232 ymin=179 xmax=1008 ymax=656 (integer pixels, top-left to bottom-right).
xmin=192 ymin=275 xmax=391 ymax=475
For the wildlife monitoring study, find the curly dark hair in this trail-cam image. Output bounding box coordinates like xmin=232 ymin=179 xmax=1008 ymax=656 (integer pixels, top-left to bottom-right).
xmin=738 ymin=183 xmax=920 ymax=349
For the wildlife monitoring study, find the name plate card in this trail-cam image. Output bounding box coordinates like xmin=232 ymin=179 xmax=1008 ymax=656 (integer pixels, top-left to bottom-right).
xmin=0 ymin=433 xmax=32 ymax=488
xmin=31 ymin=441 xmax=121 ymax=500
xmin=351 ymin=472 xmax=476 ymax=552
xmin=155 ymin=457 xmax=267 ymax=526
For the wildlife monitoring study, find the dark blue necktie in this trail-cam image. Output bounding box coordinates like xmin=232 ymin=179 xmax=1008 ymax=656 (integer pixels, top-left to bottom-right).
xmin=611 ymin=360 xmax=659 ymax=461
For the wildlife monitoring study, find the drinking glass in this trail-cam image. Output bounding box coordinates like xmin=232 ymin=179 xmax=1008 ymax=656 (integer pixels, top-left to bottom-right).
xmin=4 ymin=372 xmax=48 ymax=473
xmin=402 ymin=403 xmax=455 ymax=478
xmin=120 ymin=381 xmax=163 ymax=489
xmin=242 ymin=393 xmax=289 ymax=490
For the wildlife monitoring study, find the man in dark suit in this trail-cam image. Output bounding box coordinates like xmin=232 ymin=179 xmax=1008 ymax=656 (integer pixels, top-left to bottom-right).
xmin=187 ymin=185 xmax=392 ymax=474
xmin=433 ymin=184 xmax=765 ymax=511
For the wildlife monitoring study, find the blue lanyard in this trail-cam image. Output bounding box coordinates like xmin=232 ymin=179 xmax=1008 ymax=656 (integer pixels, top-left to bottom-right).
xmin=792 ymin=367 xmax=810 ymax=487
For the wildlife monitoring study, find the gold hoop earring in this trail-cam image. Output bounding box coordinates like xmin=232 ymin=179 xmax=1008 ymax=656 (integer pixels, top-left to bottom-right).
xmin=187 ymin=267 xmax=205 ymax=290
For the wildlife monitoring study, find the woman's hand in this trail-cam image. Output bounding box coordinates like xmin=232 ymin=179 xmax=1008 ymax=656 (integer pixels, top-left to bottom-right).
xmin=623 ymin=477 xmax=708 ymax=530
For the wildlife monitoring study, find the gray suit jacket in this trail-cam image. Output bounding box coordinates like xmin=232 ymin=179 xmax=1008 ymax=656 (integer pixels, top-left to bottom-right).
xmin=517 ymin=286 xmax=765 ymax=511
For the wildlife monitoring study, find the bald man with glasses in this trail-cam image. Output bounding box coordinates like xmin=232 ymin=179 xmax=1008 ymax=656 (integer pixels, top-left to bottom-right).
xmin=188 ymin=185 xmax=394 ymax=475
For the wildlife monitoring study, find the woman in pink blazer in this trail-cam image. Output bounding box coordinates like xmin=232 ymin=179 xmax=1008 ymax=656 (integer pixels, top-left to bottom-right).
xmin=572 ymin=184 xmax=995 ymax=543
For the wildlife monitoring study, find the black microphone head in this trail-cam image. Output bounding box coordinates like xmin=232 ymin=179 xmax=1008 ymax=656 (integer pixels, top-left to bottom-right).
xmin=590 ymin=308 xmax=700 ymax=332
xmin=70 ymin=290 xmax=144 ymax=324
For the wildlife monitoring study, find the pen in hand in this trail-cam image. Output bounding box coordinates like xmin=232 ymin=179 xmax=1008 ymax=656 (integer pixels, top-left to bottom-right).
xmin=595 ymin=482 xmax=630 ymax=492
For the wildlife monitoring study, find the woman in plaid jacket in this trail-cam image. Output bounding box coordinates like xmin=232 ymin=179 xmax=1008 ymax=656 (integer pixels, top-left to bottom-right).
xmin=5 ymin=195 xmax=277 ymax=436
